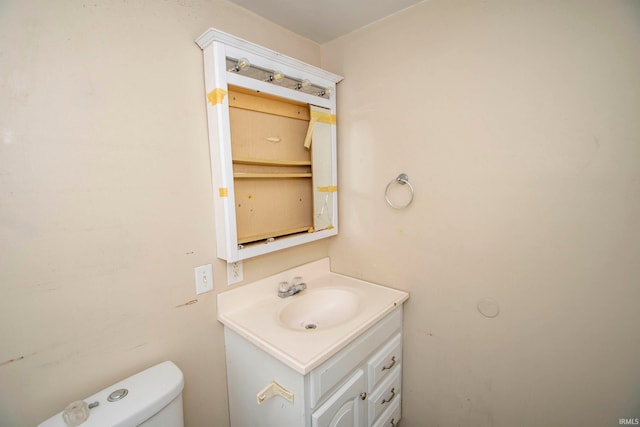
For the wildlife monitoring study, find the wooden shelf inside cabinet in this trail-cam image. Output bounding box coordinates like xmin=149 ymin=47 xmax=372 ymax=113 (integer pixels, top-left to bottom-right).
xmin=237 ymin=226 xmax=312 ymax=245
xmin=233 ymin=173 xmax=312 ymax=179
xmin=232 ymin=157 xmax=312 ymax=167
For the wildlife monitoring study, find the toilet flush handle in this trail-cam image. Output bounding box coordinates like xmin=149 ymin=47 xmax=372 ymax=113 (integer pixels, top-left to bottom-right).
xmin=107 ymin=388 xmax=129 ymax=402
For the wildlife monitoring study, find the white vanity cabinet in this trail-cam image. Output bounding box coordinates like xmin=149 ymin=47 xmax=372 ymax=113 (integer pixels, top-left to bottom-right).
xmin=223 ymin=307 xmax=404 ymax=427
xmin=195 ymin=29 xmax=343 ymax=262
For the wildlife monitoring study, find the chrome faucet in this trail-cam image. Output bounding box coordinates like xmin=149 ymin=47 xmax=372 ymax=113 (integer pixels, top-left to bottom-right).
xmin=278 ymin=276 xmax=306 ymax=298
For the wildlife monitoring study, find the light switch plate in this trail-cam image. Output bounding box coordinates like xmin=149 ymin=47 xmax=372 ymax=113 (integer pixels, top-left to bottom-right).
xmin=195 ymin=264 xmax=213 ymax=294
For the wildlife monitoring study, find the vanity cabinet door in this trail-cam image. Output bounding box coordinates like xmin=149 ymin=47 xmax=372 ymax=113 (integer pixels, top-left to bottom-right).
xmin=312 ymin=370 xmax=365 ymax=427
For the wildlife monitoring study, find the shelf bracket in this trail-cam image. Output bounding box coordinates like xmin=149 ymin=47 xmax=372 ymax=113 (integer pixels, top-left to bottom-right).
xmin=256 ymin=381 xmax=294 ymax=405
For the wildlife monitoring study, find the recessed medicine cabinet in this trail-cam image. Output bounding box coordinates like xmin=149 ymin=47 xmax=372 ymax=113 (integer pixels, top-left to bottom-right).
xmin=196 ymin=29 xmax=343 ymax=262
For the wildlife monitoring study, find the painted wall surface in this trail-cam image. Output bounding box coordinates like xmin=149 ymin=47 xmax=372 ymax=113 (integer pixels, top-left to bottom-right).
xmin=4 ymin=0 xmax=640 ymax=426
xmin=322 ymin=1 xmax=640 ymax=426
xmin=0 ymin=1 xmax=326 ymax=426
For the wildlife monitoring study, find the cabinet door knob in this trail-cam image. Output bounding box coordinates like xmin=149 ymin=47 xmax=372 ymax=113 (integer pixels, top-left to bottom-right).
xmin=360 ymin=392 xmax=367 ymax=400
xmin=382 ymin=355 xmax=397 ymax=371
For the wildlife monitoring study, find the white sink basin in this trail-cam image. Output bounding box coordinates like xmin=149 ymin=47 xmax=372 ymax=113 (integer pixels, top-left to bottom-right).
xmin=217 ymin=258 xmax=409 ymax=374
xmin=278 ymin=288 xmax=361 ymax=331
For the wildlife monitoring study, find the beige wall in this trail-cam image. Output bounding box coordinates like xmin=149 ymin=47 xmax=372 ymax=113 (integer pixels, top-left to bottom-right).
xmin=0 ymin=1 xmax=327 ymax=426
xmin=3 ymin=0 xmax=640 ymax=426
xmin=322 ymin=0 xmax=640 ymax=426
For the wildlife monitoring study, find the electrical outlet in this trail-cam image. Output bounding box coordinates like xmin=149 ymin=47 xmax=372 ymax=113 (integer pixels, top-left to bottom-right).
xmin=195 ymin=264 xmax=213 ymax=294
xmin=227 ymin=261 xmax=243 ymax=285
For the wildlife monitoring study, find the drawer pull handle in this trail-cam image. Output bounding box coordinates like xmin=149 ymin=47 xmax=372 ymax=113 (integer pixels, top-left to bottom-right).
xmin=381 ymin=355 xmax=396 ymax=371
xmin=381 ymin=387 xmax=396 ymax=405
xmin=390 ymin=418 xmax=396 ymax=427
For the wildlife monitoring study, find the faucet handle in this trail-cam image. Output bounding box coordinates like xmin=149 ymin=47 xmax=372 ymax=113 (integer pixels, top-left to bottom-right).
xmin=291 ymin=276 xmax=304 ymax=287
xmin=279 ymin=281 xmax=291 ymax=293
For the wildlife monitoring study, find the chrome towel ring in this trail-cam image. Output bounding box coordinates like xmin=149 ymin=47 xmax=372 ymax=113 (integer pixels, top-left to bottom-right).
xmin=385 ymin=173 xmax=414 ymax=209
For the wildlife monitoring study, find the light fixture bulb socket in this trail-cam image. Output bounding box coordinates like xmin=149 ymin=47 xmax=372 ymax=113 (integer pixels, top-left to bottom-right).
xmin=295 ymin=79 xmax=310 ymax=90
xmin=232 ymin=57 xmax=250 ymax=72
xmin=266 ymin=70 xmax=284 ymax=82
xmin=318 ymin=87 xmax=333 ymax=97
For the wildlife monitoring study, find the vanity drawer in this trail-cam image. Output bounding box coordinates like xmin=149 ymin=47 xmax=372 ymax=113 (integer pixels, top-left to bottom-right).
xmin=367 ymin=333 xmax=402 ymax=392
xmin=368 ymin=367 xmax=401 ymax=424
xmin=371 ymin=392 xmax=401 ymax=427
xmin=310 ymin=308 xmax=402 ymax=409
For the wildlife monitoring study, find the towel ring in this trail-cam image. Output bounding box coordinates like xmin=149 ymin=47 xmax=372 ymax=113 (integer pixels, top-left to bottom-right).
xmin=385 ymin=173 xmax=414 ymax=209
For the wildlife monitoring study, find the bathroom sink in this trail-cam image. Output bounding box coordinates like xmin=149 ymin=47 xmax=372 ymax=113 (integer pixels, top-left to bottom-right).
xmin=278 ymin=288 xmax=361 ymax=331
xmin=217 ymin=258 xmax=409 ymax=373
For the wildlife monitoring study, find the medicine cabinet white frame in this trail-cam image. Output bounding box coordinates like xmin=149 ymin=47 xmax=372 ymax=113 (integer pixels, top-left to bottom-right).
xmin=195 ymin=29 xmax=343 ymax=262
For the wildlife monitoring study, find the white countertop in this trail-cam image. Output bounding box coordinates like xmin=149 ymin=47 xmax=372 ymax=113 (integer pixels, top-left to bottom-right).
xmin=217 ymin=258 xmax=409 ymax=374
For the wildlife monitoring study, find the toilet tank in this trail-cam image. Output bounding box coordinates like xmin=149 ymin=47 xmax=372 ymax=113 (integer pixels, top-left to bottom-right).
xmin=39 ymin=361 xmax=184 ymax=427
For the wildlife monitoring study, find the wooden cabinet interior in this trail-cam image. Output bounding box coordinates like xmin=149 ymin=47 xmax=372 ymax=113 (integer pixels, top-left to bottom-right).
xmin=196 ymin=28 xmax=343 ymax=262
xmin=229 ymin=86 xmax=314 ymax=245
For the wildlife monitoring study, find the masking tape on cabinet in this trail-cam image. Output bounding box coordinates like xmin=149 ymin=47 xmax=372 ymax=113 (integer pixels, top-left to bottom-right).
xmin=303 ymin=107 xmax=336 ymax=149
xmin=317 ymin=186 xmax=338 ymax=193
xmin=219 ymin=188 xmax=228 ymax=197
xmin=208 ymin=88 xmax=228 ymax=106
xmin=311 ymin=110 xmax=336 ymax=125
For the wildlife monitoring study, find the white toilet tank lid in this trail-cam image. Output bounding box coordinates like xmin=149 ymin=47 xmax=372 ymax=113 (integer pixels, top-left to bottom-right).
xmin=38 ymin=361 xmax=184 ymax=427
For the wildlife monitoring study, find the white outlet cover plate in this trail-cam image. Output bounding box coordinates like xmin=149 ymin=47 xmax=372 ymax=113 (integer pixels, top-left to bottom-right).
xmin=227 ymin=261 xmax=243 ymax=285
xmin=195 ymin=264 xmax=213 ymax=294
